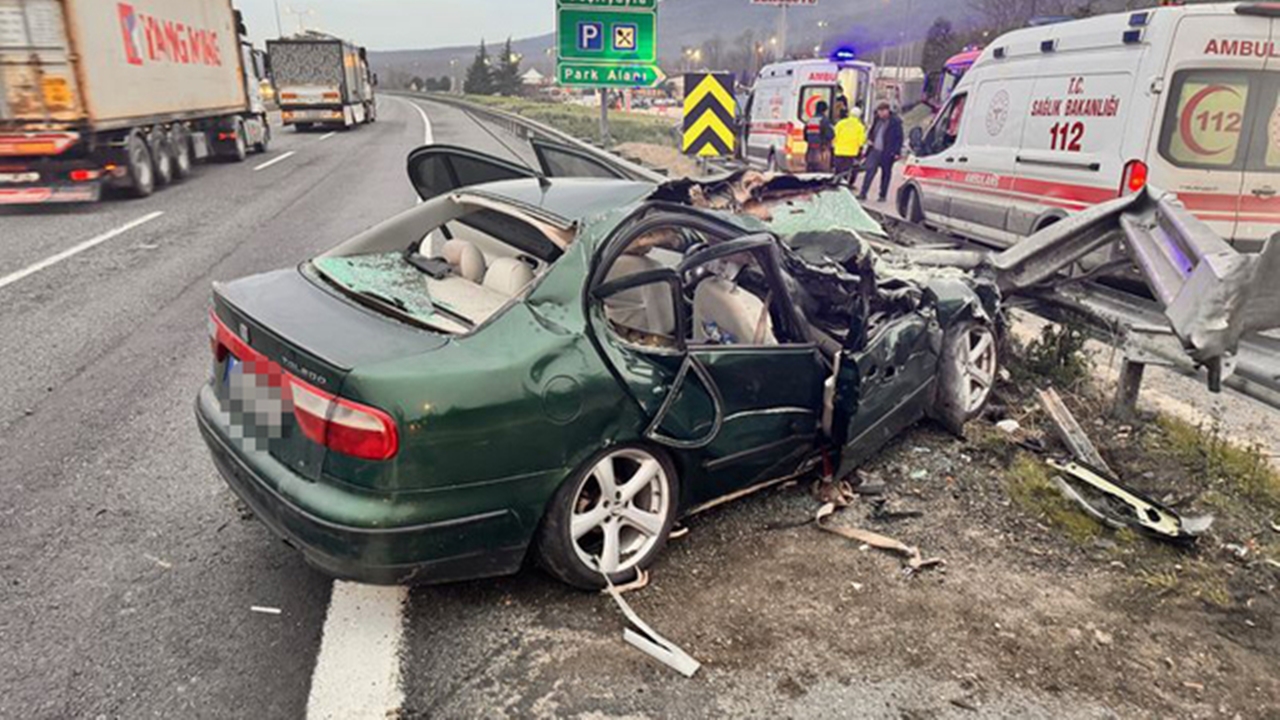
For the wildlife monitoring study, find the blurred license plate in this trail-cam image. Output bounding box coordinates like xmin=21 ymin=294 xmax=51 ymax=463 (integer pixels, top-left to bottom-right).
xmin=0 ymin=172 xmax=38 ymax=183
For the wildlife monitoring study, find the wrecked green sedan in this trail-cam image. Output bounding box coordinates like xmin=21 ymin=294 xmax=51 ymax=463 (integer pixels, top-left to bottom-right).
xmin=196 ymin=143 xmax=1001 ymax=589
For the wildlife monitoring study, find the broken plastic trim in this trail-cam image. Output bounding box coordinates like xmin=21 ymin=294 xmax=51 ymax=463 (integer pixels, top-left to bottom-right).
xmin=1047 ymin=459 xmax=1213 ymax=543
xmin=602 ymin=575 xmax=702 ymax=678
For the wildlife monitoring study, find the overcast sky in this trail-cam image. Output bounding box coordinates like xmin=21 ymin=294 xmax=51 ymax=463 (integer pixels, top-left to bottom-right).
xmin=235 ymin=0 xmax=556 ymax=51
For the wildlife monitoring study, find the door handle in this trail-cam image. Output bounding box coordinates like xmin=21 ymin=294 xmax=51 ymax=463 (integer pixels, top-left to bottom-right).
xmin=957 ymin=157 xmax=969 ymax=163
xmin=945 ymin=157 xmax=955 ymax=163
xmin=1252 ymin=187 xmax=1277 ymax=199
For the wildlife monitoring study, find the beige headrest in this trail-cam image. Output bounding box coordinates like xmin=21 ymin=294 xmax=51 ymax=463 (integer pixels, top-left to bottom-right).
xmin=483 ymin=258 xmax=536 ymax=296
xmin=442 ymin=239 xmax=487 ymax=283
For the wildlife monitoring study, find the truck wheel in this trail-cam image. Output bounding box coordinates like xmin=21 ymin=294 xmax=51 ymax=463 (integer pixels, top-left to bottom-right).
xmin=252 ymin=121 xmax=271 ymax=154
xmin=125 ymin=133 xmax=155 ymax=199
xmin=537 ymin=444 xmax=679 ymax=590
xmin=151 ymin=131 xmax=175 ymax=187
xmin=228 ymin=119 xmax=248 ymax=162
xmin=931 ymin=320 xmax=999 ymax=436
xmin=171 ymin=127 xmax=193 ymax=181
xmin=296 ymin=123 xmax=313 ymax=133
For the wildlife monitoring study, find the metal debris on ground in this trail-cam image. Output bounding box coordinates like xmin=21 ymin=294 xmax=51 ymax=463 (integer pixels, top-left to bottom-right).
xmin=815 ymin=503 xmax=944 ymax=574
xmin=602 ymin=576 xmax=701 ymax=678
xmin=1047 ymin=460 xmax=1213 ymax=543
xmin=870 ymin=498 xmax=925 ymax=523
xmin=605 ymin=568 xmax=651 ymax=595
xmin=1271 ymin=521 xmax=1280 ymax=534
xmin=250 ymin=606 xmax=282 ymax=615
xmin=1034 ymin=387 xmax=1213 ymax=542
xmin=996 ymin=419 xmax=1023 ymax=435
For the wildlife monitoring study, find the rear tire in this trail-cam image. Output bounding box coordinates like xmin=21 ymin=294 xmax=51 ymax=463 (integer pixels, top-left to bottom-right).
xmin=151 ymin=131 xmax=174 ymax=187
xmin=124 ymin=133 xmax=155 ymax=199
xmin=171 ymin=126 xmax=193 ymax=181
xmin=932 ymin=320 xmax=999 ymax=436
xmin=537 ymin=444 xmax=679 ymax=590
xmin=227 ymin=118 xmax=248 ymax=162
xmin=252 ymin=120 xmax=271 ymax=154
xmin=901 ymin=185 xmax=924 ymax=224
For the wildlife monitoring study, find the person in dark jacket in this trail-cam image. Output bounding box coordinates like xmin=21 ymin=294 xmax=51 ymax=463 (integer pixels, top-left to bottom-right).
xmin=803 ymin=101 xmax=835 ymax=173
xmin=858 ymin=101 xmax=905 ymax=204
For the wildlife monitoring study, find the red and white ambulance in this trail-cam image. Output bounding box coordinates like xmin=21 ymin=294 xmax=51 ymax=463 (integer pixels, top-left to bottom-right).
xmin=899 ymin=3 xmax=1280 ymax=251
xmin=742 ymin=56 xmax=877 ymax=172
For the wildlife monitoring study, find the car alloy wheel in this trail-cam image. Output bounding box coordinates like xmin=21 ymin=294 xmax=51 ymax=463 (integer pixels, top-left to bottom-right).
xmin=570 ymin=448 xmax=672 ymax=575
xmin=960 ymin=324 xmax=998 ymax=415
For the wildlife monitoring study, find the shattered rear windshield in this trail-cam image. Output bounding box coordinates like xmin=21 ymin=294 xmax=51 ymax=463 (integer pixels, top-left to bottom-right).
xmin=311 ymin=253 xmax=472 ymax=334
xmin=762 ymin=189 xmax=886 ymax=265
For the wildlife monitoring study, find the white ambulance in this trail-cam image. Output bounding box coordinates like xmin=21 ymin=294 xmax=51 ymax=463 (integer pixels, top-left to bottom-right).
xmin=742 ymin=55 xmax=877 ymax=172
xmin=898 ymin=3 xmax=1280 ymax=252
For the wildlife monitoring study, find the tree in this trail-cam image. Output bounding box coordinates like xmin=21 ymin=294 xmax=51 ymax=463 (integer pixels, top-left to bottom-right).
xmin=922 ymin=18 xmax=961 ymax=75
xmin=494 ymin=37 xmax=523 ymax=96
xmin=463 ymin=40 xmax=494 ymax=95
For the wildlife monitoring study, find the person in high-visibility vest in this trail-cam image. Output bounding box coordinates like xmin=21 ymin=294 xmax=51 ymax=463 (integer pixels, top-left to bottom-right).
xmin=833 ymin=106 xmax=867 ymax=186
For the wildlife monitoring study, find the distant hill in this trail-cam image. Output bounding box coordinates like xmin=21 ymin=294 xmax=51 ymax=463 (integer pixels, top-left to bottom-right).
xmin=370 ymin=0 xmax=977 ymax=86
xmin=370 ymin=0 xmax=1139 ymax=86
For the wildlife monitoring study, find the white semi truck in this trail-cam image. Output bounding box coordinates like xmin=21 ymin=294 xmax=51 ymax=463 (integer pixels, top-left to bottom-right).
xmin=0 ymin=0 xmax=271 ymax=204
xmin=267 ymin=34 xmax=376 ymax=131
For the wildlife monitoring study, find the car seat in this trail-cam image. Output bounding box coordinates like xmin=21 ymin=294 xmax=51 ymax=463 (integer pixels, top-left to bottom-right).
xmin=692 ymin=277 xmax=777 ymax=345
xmin=442 ymin=239 xmax=487 ymax=283
xmin=602 ymin=254 xmax=676 ymax=337
xmin=483 ymin=258 xmax=536 ymax=296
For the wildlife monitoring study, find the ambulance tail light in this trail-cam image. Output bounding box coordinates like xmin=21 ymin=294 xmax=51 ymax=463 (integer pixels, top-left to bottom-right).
xmin=1121 ymin=159 xmax=1148 ymax=196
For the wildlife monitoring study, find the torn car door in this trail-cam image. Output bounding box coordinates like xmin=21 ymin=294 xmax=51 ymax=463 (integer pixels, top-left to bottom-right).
xmin=831 ymin=314 xmax=939 ymax=480
xmin=590 ymin=222 xmax=825 ymax=506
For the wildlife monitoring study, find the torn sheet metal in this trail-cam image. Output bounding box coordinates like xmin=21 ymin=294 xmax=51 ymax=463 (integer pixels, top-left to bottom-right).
xmin=603 ymin=578 xmax=701 ymax=678
xmin=1047 ymin=459 xmax=1213 ymax=543
xmin=816 ymin=503 xmax=944 ymax=574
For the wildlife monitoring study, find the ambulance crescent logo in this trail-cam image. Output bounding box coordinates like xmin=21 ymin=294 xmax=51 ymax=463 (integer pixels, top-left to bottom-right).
xmin=118 ymin=3 xmax=144 ymax=66
xmin=985 ymin=90 xmax=1010 ymax=137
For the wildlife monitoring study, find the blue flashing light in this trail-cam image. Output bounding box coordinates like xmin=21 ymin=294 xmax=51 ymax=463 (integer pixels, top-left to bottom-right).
xmin=831 ymin=47 xmax=857 ymax=62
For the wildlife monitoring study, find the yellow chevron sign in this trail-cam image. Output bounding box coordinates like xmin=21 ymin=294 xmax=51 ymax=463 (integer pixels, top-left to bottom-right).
xmin=682 ymin=73 xmax=736 ymax=157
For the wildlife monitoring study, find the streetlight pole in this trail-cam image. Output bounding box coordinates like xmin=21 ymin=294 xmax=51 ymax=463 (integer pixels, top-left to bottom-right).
xmin=779 ymin=4 xmax=788 ymax=61
xmin=273 ymin=0 xmax=283 ymax=37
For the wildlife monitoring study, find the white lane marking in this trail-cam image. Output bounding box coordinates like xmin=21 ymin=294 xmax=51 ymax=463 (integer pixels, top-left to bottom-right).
xmin=306 ymin=582 xmax=408 ymax=720
xmin=0 ymin=211 xmax=164 ymax=291
xmin=253 ymin=151 xmax=297 ymax=172
xmin=396 ymin=97 xmax=434 ymax=204
xmin=318 ymin=131 xmax=337 ymax=141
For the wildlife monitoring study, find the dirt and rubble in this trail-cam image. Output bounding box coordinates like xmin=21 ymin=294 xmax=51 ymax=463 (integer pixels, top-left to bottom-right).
xmin=403 ymin=334 xmax=1280 ymax=719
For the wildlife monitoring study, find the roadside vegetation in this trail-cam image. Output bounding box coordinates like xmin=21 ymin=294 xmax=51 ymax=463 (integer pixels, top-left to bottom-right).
xmin=457 ymin=95 xmax=677 ymax=147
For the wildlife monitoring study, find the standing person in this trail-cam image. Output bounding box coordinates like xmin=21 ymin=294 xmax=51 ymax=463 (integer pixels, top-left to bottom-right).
xmin=858 ymin=101 xmax=904 ymax=204
xmin=833 ymin=106 xmax=867 ymax=186
xmin=803 ymin=100 xmax=834 ymax=173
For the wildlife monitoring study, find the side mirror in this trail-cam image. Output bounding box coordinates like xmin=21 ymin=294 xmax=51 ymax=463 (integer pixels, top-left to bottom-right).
xmin=909 ymin=126 xmax=925 ymax=155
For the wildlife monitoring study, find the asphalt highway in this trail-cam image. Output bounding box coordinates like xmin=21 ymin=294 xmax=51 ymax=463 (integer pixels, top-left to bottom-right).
xmin=0 ymin=96 xmax=540 ymax=719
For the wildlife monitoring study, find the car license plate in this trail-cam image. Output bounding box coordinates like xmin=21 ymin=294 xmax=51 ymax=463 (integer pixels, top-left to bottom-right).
xmin=0 ymin=172 xmax=38 ymax=183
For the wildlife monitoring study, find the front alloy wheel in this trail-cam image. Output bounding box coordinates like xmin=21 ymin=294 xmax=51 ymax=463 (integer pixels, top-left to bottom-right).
xmin=538 ymin=446 xmax=678 ymax=589
xmin=932 ymin=320 xmax=999 ymax=435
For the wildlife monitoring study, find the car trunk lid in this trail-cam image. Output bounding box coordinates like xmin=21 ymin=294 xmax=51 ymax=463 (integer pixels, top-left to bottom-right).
xmin=210 ymin=267 xmax=449 ymax=480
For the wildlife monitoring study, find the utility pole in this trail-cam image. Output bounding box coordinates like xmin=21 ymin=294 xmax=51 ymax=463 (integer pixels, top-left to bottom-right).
xmin=778 ymin=4 xmax=789 ymax=61
xmin=272 ymin=0 xmax=283 ymax=37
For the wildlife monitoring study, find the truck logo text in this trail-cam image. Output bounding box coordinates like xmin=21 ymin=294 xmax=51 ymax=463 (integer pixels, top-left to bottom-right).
xmin=117 ymin=3 xmax=223 ymax=68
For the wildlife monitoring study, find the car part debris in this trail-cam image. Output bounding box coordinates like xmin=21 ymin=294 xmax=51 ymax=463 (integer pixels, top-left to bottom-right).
xmin=250 ymin=606 xmax=282 ymax=615
xmin=1036 ymin=388 xmax=1114 ymax=475
xmin=870 ymin=499 xmax=925 ymax=523
xmin=1270 ymin=521 xmax=1280 ymax=535
xmin=603 ymin=577 xmax=701 ymax=678
xmin=996 ymin=419 xmax=1022 ymax=435
xmin=816 ymin=503 xmax=944 ymax=574
xmin=604 ymin=568 xmax=651 ymax=595
xmin=1046 ymin=460 xmax=1213 ymax=543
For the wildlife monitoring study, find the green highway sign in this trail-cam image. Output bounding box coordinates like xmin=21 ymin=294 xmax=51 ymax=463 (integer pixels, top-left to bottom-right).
xmin=556 ymin=0 xmax=661 ymax=89
xmin=558 ymin=61 xmax=666 ymax=88
xmin=559 ymin=0 xmax=655 ymax=7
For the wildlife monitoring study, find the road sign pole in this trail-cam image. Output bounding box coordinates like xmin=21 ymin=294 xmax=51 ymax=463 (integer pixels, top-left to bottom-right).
xmin=599 ymin=90 xmax=612 ymax=147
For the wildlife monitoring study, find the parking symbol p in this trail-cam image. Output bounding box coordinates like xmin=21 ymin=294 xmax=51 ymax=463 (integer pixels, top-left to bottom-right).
xmin=613 ymin=24 xmax=637 ymax=51
xmin=578 ymin=22 xmax=603 ymax=52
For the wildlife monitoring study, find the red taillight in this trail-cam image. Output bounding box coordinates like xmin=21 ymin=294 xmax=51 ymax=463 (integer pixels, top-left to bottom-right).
xmin=1121 ymin=159 xmax=1148 ymax=195
xmin=322 ymin=92 xmax=341 ymax=100
xmin=208 ymin=310 xmax=399 ymax=461
xmin=68 ymin=168 xmax=100 ymax=182
xmin=217 ymin=132 xmax=237 ymax=141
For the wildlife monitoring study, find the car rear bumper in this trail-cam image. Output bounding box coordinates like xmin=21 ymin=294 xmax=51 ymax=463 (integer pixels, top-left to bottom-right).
xmin=195 ymin=386 xmax=529 ymax=585
xmin=0 ymin=182 xmax=100 ymax=205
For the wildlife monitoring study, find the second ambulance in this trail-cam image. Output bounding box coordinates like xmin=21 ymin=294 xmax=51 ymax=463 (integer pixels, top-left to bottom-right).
xmin=900 ymin=2 xmax=1280 ymax=251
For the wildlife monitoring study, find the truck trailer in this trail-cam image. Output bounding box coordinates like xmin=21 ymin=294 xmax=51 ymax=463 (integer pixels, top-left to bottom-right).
xmin=267 ymin=34 xmax=375 ymax=131
xmin=0 ymin=0 xmax=272 ymax=204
